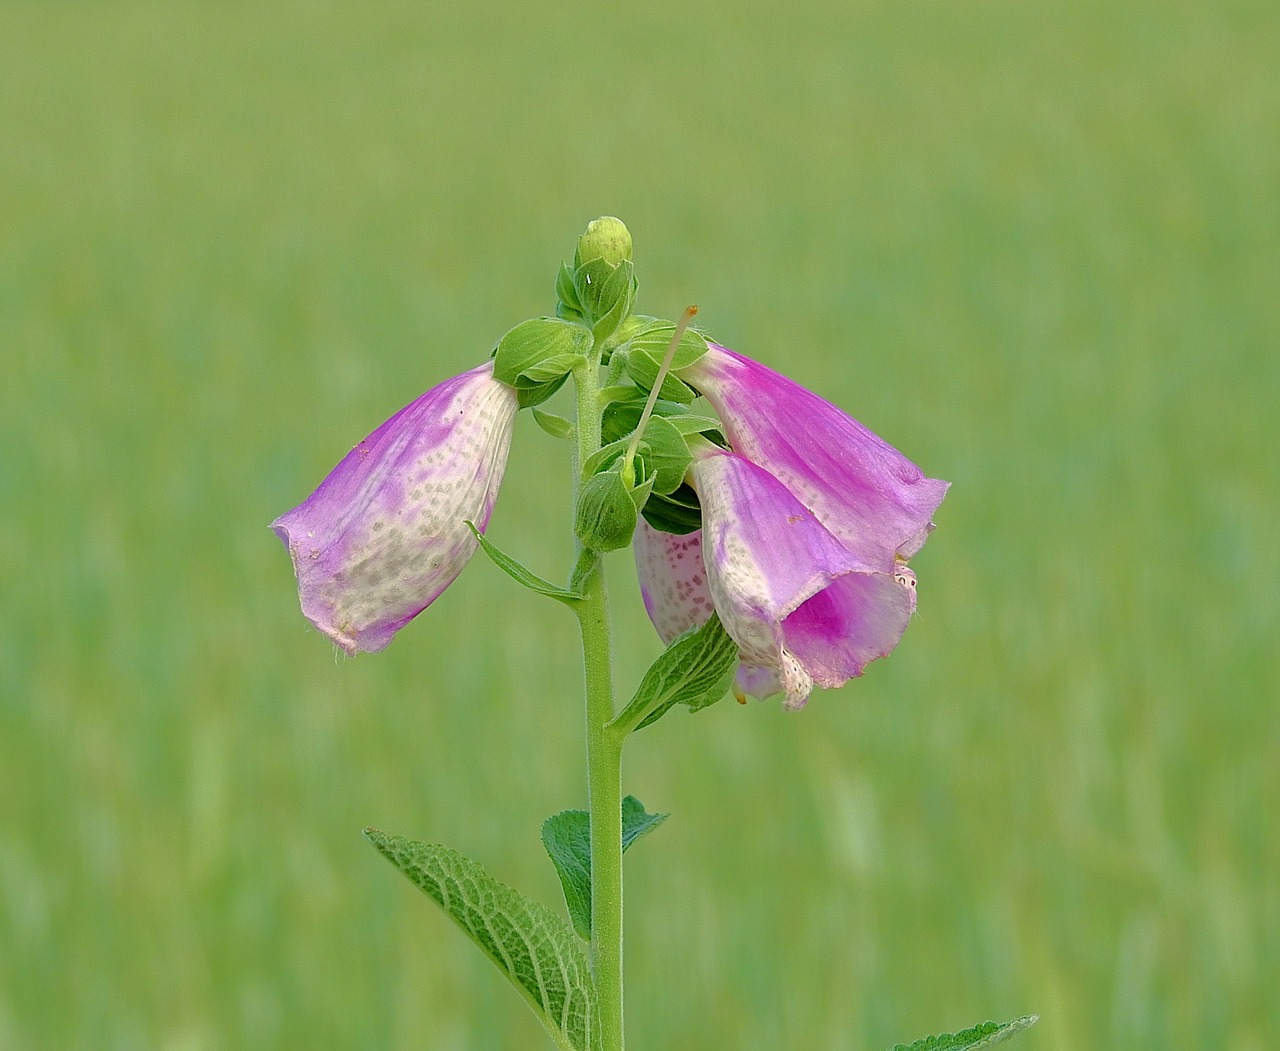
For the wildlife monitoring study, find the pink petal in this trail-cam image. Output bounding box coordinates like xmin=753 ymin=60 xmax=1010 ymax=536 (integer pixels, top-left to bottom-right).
xmin=271 ymin=362 xmax=517 ymax=654
xmin=681 ymin=345 xmax=949 ymax=569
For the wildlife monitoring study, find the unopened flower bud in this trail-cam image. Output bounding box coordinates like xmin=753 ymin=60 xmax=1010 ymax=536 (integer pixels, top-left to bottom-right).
xmin=576 ymin=216 xmax=633 ymax=268
xmin=574 ymin=469 xmax=639 ymax=552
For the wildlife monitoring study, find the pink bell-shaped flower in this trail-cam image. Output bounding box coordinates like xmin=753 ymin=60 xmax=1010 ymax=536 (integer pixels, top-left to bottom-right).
xmin=680 ymin=344 xmax=948 ymax=569
xmin=272 ymin=361 xmax=518 ymax=654
xmin=636 ymin=449 xmax=916 ymax=710
xmin=636 ymin=345 xmax=948 ymax=708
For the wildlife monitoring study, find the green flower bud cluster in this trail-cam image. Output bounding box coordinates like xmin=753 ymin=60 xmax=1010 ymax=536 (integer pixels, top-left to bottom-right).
xmin=493 ymin=216 xmax=719 ymax=552
xmin=555 ymin=216 xmax=638 ymax=346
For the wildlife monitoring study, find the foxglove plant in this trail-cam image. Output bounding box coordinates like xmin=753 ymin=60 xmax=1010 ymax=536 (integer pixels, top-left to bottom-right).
xmin=272 ymin=218 xmax=1036 ymax=1051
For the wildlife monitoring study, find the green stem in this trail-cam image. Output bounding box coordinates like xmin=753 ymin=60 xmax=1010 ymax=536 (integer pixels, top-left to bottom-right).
xmin=571 ymin=357 xmax=625 ymax=1051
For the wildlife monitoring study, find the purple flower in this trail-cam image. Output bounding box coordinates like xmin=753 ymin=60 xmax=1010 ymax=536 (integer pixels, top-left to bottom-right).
xmin=272 ymin=361 xmax=518 ymax=654
xmin=680 ymin=344 xmax=949 ymax=569
xmin=635 ymin=345 xmax=948 ymax=708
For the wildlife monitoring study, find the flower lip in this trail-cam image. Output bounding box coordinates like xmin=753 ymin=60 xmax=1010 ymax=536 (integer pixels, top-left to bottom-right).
xmin=271 ymin=361 xmax=518 ymax=654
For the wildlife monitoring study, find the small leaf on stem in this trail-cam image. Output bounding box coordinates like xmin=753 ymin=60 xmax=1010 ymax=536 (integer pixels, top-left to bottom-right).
xmin=884 ymin=1015 xmax=1039 ymax=1051
xmin=466 ymin=521 xmax=582 ymax=602
xmin=542 ymin=796 xmax=669 ymax=941
xmin=611 ymin=612 xmax=738 ymax=734
xmin=532 ymin=408 xmax=575 ymax=440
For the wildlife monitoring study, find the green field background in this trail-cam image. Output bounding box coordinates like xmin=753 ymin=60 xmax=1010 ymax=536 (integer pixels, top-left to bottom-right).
xmin=2 ymin=1 xmax=1276 ymax=1048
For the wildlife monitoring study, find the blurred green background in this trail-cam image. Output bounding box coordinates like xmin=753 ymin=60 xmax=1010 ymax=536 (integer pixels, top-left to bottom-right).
xmin=2 ymin=0 xmax=1275 ymax=1047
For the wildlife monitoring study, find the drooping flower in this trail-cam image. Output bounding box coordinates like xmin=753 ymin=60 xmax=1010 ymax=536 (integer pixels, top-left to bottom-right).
xmin=635 ymin=447 xmax=917 ymax=710
xmin=678 ymin=344 xmax=949 ymax=570
xmin=635 ymin=344 xmax=948 ymax=708
xmin=271 ymin=361 xmax=518 ymax=654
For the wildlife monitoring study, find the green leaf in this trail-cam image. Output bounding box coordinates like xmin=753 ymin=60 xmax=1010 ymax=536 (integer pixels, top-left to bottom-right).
xmin=541 ymin=796 xmax=669 ymax=940
xmin=620 ymin=794 xmax=669 ymax=849
xmin=573 ymin=470 xmax=639 ymax=553
xmin=598 ymin=395 xmax=690 ymax=444
xmin=622 ymin=317 xmax=709 ymax=370
xmin=366 ymin=830 xmax=601 ymax=1051
xmin=532 ymin=409 xmax=575 ymax=440
xmin=591 ymin=262 xmax=638 ymax=344
xmin=581 ymin=437 xmax=629 ymax=478
xmin=466 ymin=522 xmax=582 ymax=603
xmin=517 ymin=372 xmax=570 ymax=410
xmin=493 ymin=317 xmax=592 ymax=389
xmin=634 ymin=415 xmax=691 ymax=495
xmin=664 ymin=413 xmax=721 ymax=435
xmin=555 ymin=261 xmax=583 ymax=317
xmin=884 ymin=1015 xmax=1039 ymax=1051
xmin=622 ymin=347 xmax=697 ymax=404
xmin=640 ymin=482 xmax=702 ymax=535
xmin=613 ymin=612 xmax=739 ymax=733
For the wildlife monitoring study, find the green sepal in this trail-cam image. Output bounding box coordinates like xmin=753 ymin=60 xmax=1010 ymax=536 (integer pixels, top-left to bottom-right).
xmin=493 ymin=317 xmax=592 ymax=390
xmin=522 ymin=352 xmax=588 ymax=384
xmin=597 ymin=384 xmax=640 ymax=408
xmin=365 ymin=830 xmax=601 ymax=1051
xmin=640 ymin=482 xmax=702 ymax=535
xmin=599 ymin=394 xmax=697 ymax=445
xmin=612 ymin=612 xmax=738 ymax=734
xmin=620 ymin=316 xmax=710 ymax=368
xmin=555 ymin=261 xmax=584 ymax=320
xmin=580 ymin=418 xmax=688 ymax=498
xmin=572 ymin=259 xmax=637 ymax=345
xmin=664 ymin=414 xmax=722 ymax=436
xmin=573 ymin=470 xmax=639 ymax=553
xmin=618 ymin=317 xmax=709 ymax=402
xmin=581 ymin=437 xmax=629 ymax=479
xmin=532 ymin=408 xmax=575 ymax=440
xmin=627 ymin=470 xmax=656 ymax=512
xmin=573 ymin=259 xmax=616 ymax=318
xmin=466 ymin=522 xmax=582 ymax=603
xmin=517 ymin=372 xmax=570 ymax=409
xmin=541 ymin=796 xmax=669 ymax=940
xmin=884 ymin=1016 xmax=1039 ymax=1051
xmin=621 ymin=348 xmax=697 ymax=404
xmin=632 ymin=416 xmax=691 ymax=495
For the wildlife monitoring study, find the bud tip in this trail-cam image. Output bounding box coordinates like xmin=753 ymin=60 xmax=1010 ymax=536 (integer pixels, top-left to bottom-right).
xmin=577 ymin=216 xmax=633 ymax=267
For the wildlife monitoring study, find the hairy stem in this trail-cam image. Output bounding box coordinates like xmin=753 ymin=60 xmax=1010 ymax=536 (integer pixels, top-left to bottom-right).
xmin=571 ymin=356 xmax=625 ymax=1050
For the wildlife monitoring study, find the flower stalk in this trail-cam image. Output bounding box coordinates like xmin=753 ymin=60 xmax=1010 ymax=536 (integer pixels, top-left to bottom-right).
xmin=571 ymin=353 xmax=626 ymax=1051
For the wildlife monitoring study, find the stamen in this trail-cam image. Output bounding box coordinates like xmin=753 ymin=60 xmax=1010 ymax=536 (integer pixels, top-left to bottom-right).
xmin=623 ymin=305 xmax=698 ymax=477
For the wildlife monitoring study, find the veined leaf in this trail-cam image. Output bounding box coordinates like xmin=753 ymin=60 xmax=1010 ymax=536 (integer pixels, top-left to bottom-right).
xmin=541 ymin=796 xmax=669 ymax=940
xmin=611 ymin=612 xmax=738 ymax=733
xmin=884 ymin=1015 xmax=1038 ymax=1051
xmin=365 ymin=830 xmax=602 ymax=1051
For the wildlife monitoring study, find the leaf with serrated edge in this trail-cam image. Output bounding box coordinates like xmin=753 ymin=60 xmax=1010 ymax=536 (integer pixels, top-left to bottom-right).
xmin=466 ymin=522 xmax=581 ymax=602
xmin=365 ymin=830 xmax=601 ymax=1051
xmin=885 ymin=1015 xmax=1038 ymax=1051
xmin=612 ymin=613 xmax=738 ymax=733
xmin=542 ymin=797 xmax=669 ymax=940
